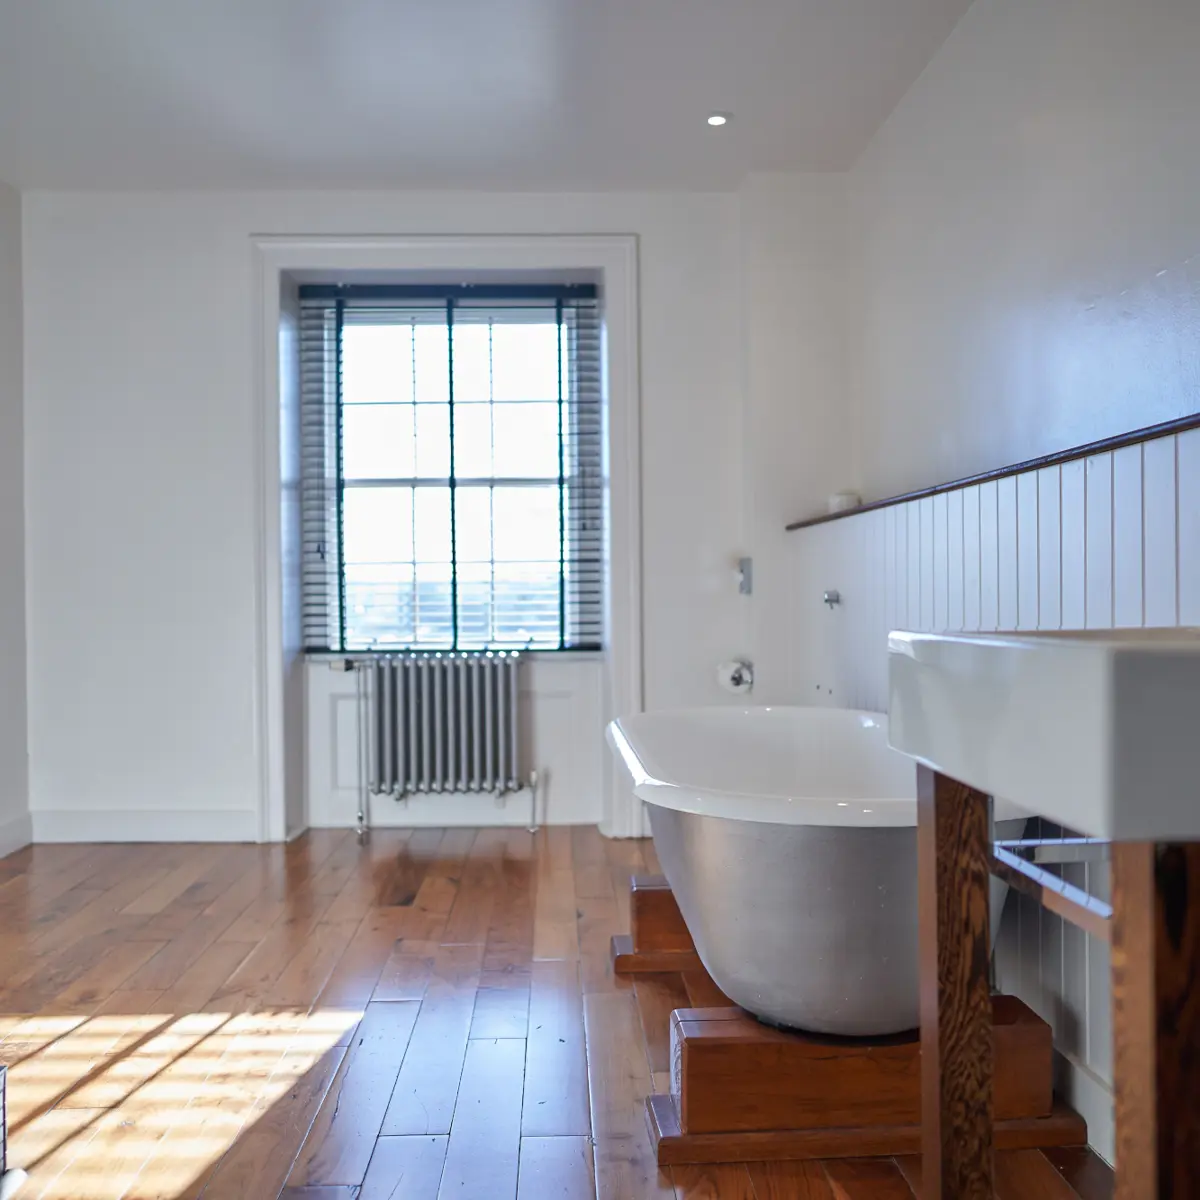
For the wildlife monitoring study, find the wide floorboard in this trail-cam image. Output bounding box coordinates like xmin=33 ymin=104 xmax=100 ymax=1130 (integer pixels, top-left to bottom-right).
xmin=0 ymin=829 xmax=1111 ymax=1198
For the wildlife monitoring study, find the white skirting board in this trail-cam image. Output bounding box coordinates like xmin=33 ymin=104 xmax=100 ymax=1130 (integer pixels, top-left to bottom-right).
xmin=310 ymin=787 xmax=543 ymax=830
xmin=30 ymin=808 xmax=260 ymax=843
xmin=0 ymin=812 xmax=31 ymax=860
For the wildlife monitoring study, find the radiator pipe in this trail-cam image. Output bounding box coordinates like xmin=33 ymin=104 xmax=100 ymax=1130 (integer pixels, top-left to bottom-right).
xmin=355 ymin=661 xmax=370 ymax=842
xmin=528 ymin=768 xmax=540 ymax=834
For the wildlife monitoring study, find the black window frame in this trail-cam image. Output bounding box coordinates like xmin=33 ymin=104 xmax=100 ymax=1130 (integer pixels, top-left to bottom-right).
xmin=298 ymin=282 xmax=604 ymax=655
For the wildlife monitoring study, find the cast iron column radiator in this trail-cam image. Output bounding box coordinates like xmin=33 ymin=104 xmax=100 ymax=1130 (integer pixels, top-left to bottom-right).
xmin=352 ymin=652 xmax=535 ymax=835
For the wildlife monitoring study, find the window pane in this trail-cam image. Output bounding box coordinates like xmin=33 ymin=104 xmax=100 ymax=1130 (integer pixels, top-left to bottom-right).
xmin=413 ymin=487 xmax=452 ymax=563
xmin=454 ymin=486 xmax=493 ymax=564
xmin=329 ymin=303 xmax=585 ymax=652
xmin=493 ymin=486 xmax=560 ymax=562
xmin=346 ymin=563 xmax=414 ymax=648
xmin=343 ymin=324 xmax=413 ymax=404
xmin=343 ymin=487 xmax=413 ymax=565
xmin=452 ymin=324 xmax=491 ymax=403
xmin=413 ymin=564 xmax=454 ymax=647
xmin=342 ymin=405 xmax=416 ymax=480
xmin=491 ymin=323 xmax=560 ymax=401
xmin=452 ymin=405 xmax=493 ymax=478
xmin=414 ymin=405 xmax=451 ymax=478
xmin=492 ymin=402 xmax=560 ymax=477
xmin=413 ymin=324 xmax=450 ymax=404
xmin=456 ymin=562 xmax=492 ymax=648
xmin=493 ymin=563 xmax=561 ymax=647
xmin=454 ymin=562 xmax=561 ymax=649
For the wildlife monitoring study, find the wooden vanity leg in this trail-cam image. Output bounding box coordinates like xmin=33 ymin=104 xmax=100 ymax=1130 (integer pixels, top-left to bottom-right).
xmin=1112 ymin=842 xmax=1200 ymax=1198
xmin=917 ymin=765 xmax=994 ymax=1199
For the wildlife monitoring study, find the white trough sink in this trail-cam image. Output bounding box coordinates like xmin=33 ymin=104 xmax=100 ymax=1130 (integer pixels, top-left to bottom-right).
xmin=888 ymin=628 xmax=1200 ymax=841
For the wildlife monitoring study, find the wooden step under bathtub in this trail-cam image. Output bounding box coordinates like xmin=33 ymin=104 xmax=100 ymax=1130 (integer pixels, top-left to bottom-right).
xmin=615 ymin=875 xmax=1090 ymax=1169
xmin=611 ymin=874 xmax=705 ymax=974
xmin=648 ymin=996 xmax=1086 ymax=1166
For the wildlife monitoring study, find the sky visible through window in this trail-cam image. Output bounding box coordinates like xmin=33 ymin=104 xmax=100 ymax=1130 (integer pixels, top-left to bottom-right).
xmin=340 ymin=316 xmax=568 ymax=650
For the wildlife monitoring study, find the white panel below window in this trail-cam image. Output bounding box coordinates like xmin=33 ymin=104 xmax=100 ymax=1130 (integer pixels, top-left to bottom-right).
xmin=305 ymin=656 xmax=605 ymax=828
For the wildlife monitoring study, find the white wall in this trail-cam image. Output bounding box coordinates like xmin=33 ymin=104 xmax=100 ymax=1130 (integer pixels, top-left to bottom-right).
xmin=0 ymin=182 xmax=29 ymax=857
xmin=738 ymin=173 xmax=853 ymax=701
xmin=852 ymin=0 xmax=1200 ymax=498
xmin=21 ymin=190 xmax=746 ymax=839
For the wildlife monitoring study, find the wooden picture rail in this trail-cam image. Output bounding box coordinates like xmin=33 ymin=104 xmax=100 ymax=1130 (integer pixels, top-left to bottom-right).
xmin=785 ymin=410 xmax=1200 ymax=531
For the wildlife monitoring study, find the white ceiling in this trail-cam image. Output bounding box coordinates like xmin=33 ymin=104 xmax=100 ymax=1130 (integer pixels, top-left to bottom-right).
xmin=0 ymin=0 xmax=973 ymax=191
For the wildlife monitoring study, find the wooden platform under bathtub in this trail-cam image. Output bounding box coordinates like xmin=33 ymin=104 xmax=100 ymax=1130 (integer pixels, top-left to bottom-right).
xmin=614 ymin=874 xmax=1111 ymax=1189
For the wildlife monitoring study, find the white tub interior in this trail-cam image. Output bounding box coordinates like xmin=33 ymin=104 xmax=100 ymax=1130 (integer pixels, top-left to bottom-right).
xmin=609 ymin=706 xmax=917 ymax=826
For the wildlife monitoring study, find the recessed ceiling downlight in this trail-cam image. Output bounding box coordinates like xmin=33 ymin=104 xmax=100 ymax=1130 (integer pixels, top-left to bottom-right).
xmin=707 ymin=112 xmax=730 ymax=127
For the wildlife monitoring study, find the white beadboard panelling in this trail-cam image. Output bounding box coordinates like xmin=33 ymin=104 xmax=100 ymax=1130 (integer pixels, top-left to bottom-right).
xmin=907 ymin=503 xmax=920 ymax=629
xmin=885 ymin=504 xmax=899 ymax=635
xmin=963 ymin=485 xmax=981 ymax=631
xmin=1112 ymin=444 xmax=1145 ymax=627
xmin=1018 ymin=890 xmax=1046 ymax=1022
xmin=994 ymin=884 xmax=1021 ymax=1000
xmin=933 ymin=493 xmax=948 ymax=631
xmin=1040 ymin=904 xmax=1064 ymax=1034
xmin=1143 ymin=437 xmax=1178 ymax=627
xmin=1038 ymin=467 xmax=1062 ymax=631
xmin=867 ymin=511 xmax=887 ymax=707
xmin=1061 ymin=460 xmax=1086 ymax=628
xmin=998 ymin=476 xmax=1018 ymax=630
xmin=920 ymin=498 xmax=935 ymax=630
xmin=979 ymin=481 xmax=999 ymax=631
xmin=947 ymin=490 xmax=964 ymax=631
xmin=1182 ymin=429 xmax=1200 ymax=625
xmin=1085 ymin=454 xmax=1114 ymax=628
xmin=1086 ymin=860 xmax=1113 ymax=1087
xmin=1060 ymin=861 xmax=1089 ymax=1060
xmin=1016 ymin=471 xmax=1039 ymax=630
xmin=785 ymin=428 xmax=1200 ymax=1164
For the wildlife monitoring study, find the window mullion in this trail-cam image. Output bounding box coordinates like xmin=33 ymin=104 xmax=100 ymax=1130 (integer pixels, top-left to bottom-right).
xmin=556 ymin=299 xmax=566 ymax=651
xmin=447 ymin=299 xmax=459 ymax=651
xmin=334 ymin=297 xmax=347 ymax=653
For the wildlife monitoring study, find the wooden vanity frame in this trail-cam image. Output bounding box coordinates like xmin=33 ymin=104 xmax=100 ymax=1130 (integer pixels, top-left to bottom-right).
xmin=921 ymin=763 xmax=1200 ymax=1198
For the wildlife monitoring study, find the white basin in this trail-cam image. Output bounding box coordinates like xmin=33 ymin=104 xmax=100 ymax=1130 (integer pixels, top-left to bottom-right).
xmin=888 ymin=628 xmax=1200 ymax=841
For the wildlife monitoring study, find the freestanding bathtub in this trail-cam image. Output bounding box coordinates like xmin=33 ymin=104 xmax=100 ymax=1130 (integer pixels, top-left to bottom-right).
xmin=607 ymin=706 xmax=924 ymax=1037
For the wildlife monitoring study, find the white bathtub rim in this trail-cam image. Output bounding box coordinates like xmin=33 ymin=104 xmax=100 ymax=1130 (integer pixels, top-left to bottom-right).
xmin=607 ymin=708 xmax=918 ymax=828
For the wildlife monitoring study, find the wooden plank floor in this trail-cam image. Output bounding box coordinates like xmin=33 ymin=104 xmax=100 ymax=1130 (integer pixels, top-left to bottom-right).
xmin=0 ymin=828 xmax=1112 ymax=1199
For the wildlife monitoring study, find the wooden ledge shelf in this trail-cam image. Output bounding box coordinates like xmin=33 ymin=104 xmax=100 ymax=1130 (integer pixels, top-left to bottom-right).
xmin=786 ymin=410 xmax=1200 ymax=531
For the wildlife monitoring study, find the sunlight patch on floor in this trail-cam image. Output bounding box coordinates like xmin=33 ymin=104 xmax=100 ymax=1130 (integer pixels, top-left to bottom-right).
xmin=3 ymin=1007 xmax=361 ymax=1200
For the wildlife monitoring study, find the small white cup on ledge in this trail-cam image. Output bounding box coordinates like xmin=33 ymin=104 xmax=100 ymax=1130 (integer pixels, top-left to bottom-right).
xmin=827 ymin=490 xmax=862 ymax=515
